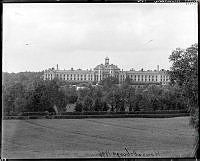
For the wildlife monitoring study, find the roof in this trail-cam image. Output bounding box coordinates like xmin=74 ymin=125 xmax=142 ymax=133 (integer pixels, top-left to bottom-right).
xmin=45 ymin=69 xmax=94 ymax=74
xmin=94 ymin=64 xmax=120 ymax=70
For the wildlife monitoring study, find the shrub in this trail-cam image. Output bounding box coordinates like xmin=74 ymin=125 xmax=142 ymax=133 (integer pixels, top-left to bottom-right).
xmin=74 ymin=101 xmax=83 ymax=112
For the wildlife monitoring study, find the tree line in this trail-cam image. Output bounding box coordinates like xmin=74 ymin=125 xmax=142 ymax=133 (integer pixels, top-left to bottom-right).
xmin=2 ymin=44 xmax=198 ymax=129
xmin=2 ymin=71 xmax=187 ymax=115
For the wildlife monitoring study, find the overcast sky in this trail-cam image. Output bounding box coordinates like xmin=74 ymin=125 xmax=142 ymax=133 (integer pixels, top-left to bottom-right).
xmin=3 ymin=3 xmax=197 ymax=73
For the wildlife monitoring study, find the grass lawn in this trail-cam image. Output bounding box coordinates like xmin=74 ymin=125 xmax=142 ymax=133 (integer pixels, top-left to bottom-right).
xmin=2 ymin=117 xmax=196 ymax=158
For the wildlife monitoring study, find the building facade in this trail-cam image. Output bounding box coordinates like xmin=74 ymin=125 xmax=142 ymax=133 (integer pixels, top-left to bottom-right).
xmin=43 ymin=57 xmax=170 ymax=85
xmin=93 ymin=57 xmax=120 ymax=82
xmin=44 ymin=67 xmax=95 ymax=82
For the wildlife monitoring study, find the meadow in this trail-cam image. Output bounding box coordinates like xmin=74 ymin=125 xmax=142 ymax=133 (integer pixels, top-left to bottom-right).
xmin=2 ymin=117 xmax=196 ymax=158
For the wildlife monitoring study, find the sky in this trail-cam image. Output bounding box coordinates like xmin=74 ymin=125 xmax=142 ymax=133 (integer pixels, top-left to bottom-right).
xmin=3 ymin=3 xmax=198 ymax=73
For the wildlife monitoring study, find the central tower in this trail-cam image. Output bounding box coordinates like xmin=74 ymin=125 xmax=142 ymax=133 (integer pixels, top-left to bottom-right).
xmin=105 ymin=57 xmax=109 ymax=66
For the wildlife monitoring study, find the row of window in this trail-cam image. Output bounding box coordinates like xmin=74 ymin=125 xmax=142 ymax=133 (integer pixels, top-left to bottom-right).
xmin=128 ymin=75 xmax=169 ymax=79
xmin=45 ymin=73 xmax=93 ymax=78
xmin=60 ymin=77 xmax=93 ymax=81
xmin=56 ymin=74 xmax=93 ymax=78
xmin=45 ymin=73 xmax=94 ymax=81
xmin=120 ymin=77 xmax=169 ymax=82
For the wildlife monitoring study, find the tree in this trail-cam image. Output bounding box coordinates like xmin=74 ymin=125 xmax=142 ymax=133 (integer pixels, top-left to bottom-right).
xmin=123 ymin=76 xmax=132 ymax=88
xmin=83 ymin=96 xmax=93 ymax=111
xmin=2 ymin=82 xmax=26 ymax=115
xmin=99 ymin=76 xmax=119 ymax=90
xmin=169 ymin=43 xmax=198 ymax=129
xmin=93 ymin=98 xmax=103 ymax=111
xmin=104 ymin=87 xmax=117 ymax=112
xmin=74 ymin=101 xmax=83 ymax=112
xmin=77 ymin=88 xmax=90 ymax=101
xmin=113 ymin=88 xmax=127 ymax=112
xmin=59 ymin=85 xmax=78 ymax=104
xmin=134 ymin=93 xmax=142 ymax=111
xmin=102 ymin=101 xmax=109 ymax=111
xmin=127 ymin=87 xmax=136 ymax=112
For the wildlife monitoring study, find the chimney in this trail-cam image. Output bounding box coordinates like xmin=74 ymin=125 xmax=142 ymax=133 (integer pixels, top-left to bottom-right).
xmin=157 ymin=65 xmax=159 ymax=71
xmin=57 ymin=64 xmax=58 ymax=70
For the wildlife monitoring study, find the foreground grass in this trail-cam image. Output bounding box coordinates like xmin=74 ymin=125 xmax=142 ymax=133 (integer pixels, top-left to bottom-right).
xmin=2 ymin=117 xmax=196 ymax=158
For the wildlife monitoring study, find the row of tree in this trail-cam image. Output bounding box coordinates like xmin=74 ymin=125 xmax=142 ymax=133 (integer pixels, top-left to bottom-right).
xmin=2 ymin=73 xmax=188 ymax=116
xmin=73 ymin=83 xmax=187 ymax=113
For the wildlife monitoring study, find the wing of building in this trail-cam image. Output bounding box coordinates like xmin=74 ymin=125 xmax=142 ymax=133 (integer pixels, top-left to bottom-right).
xmin=43 ymin=57 xmax=170 ymax=86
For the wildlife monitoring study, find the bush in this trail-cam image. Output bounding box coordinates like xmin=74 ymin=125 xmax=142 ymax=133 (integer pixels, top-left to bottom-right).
xmin=74 ymin=101 xmax=83 ymax=112
xmin=83 ymin=96 xmax=93 ymax=111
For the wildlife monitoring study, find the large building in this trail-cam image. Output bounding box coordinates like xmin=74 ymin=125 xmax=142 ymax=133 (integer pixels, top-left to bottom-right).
xmin=43 ymin=57 xmax=170 ymax=85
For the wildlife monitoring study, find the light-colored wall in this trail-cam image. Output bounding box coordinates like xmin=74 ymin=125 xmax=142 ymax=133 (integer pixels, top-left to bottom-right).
xmin=124 ymin=71 xmax=170 ymax=85
xmin=44 ymin=69 xmax=95 ymax=82
xmin=43 ymin=65 xmax=169 ymax=85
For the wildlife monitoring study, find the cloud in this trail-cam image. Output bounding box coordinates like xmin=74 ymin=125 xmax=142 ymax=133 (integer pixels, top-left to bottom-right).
xmin=3 ymin=3 xmax=197 ymax=72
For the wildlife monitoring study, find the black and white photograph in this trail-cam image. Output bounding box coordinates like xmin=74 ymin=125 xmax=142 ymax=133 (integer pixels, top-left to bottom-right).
xmin=2 ymin=2 xmax=198 ymax=159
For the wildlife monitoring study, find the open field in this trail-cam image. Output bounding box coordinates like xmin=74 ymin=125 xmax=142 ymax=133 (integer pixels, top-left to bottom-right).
xmin=2 ymin=117 xmax=196 ymax=158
